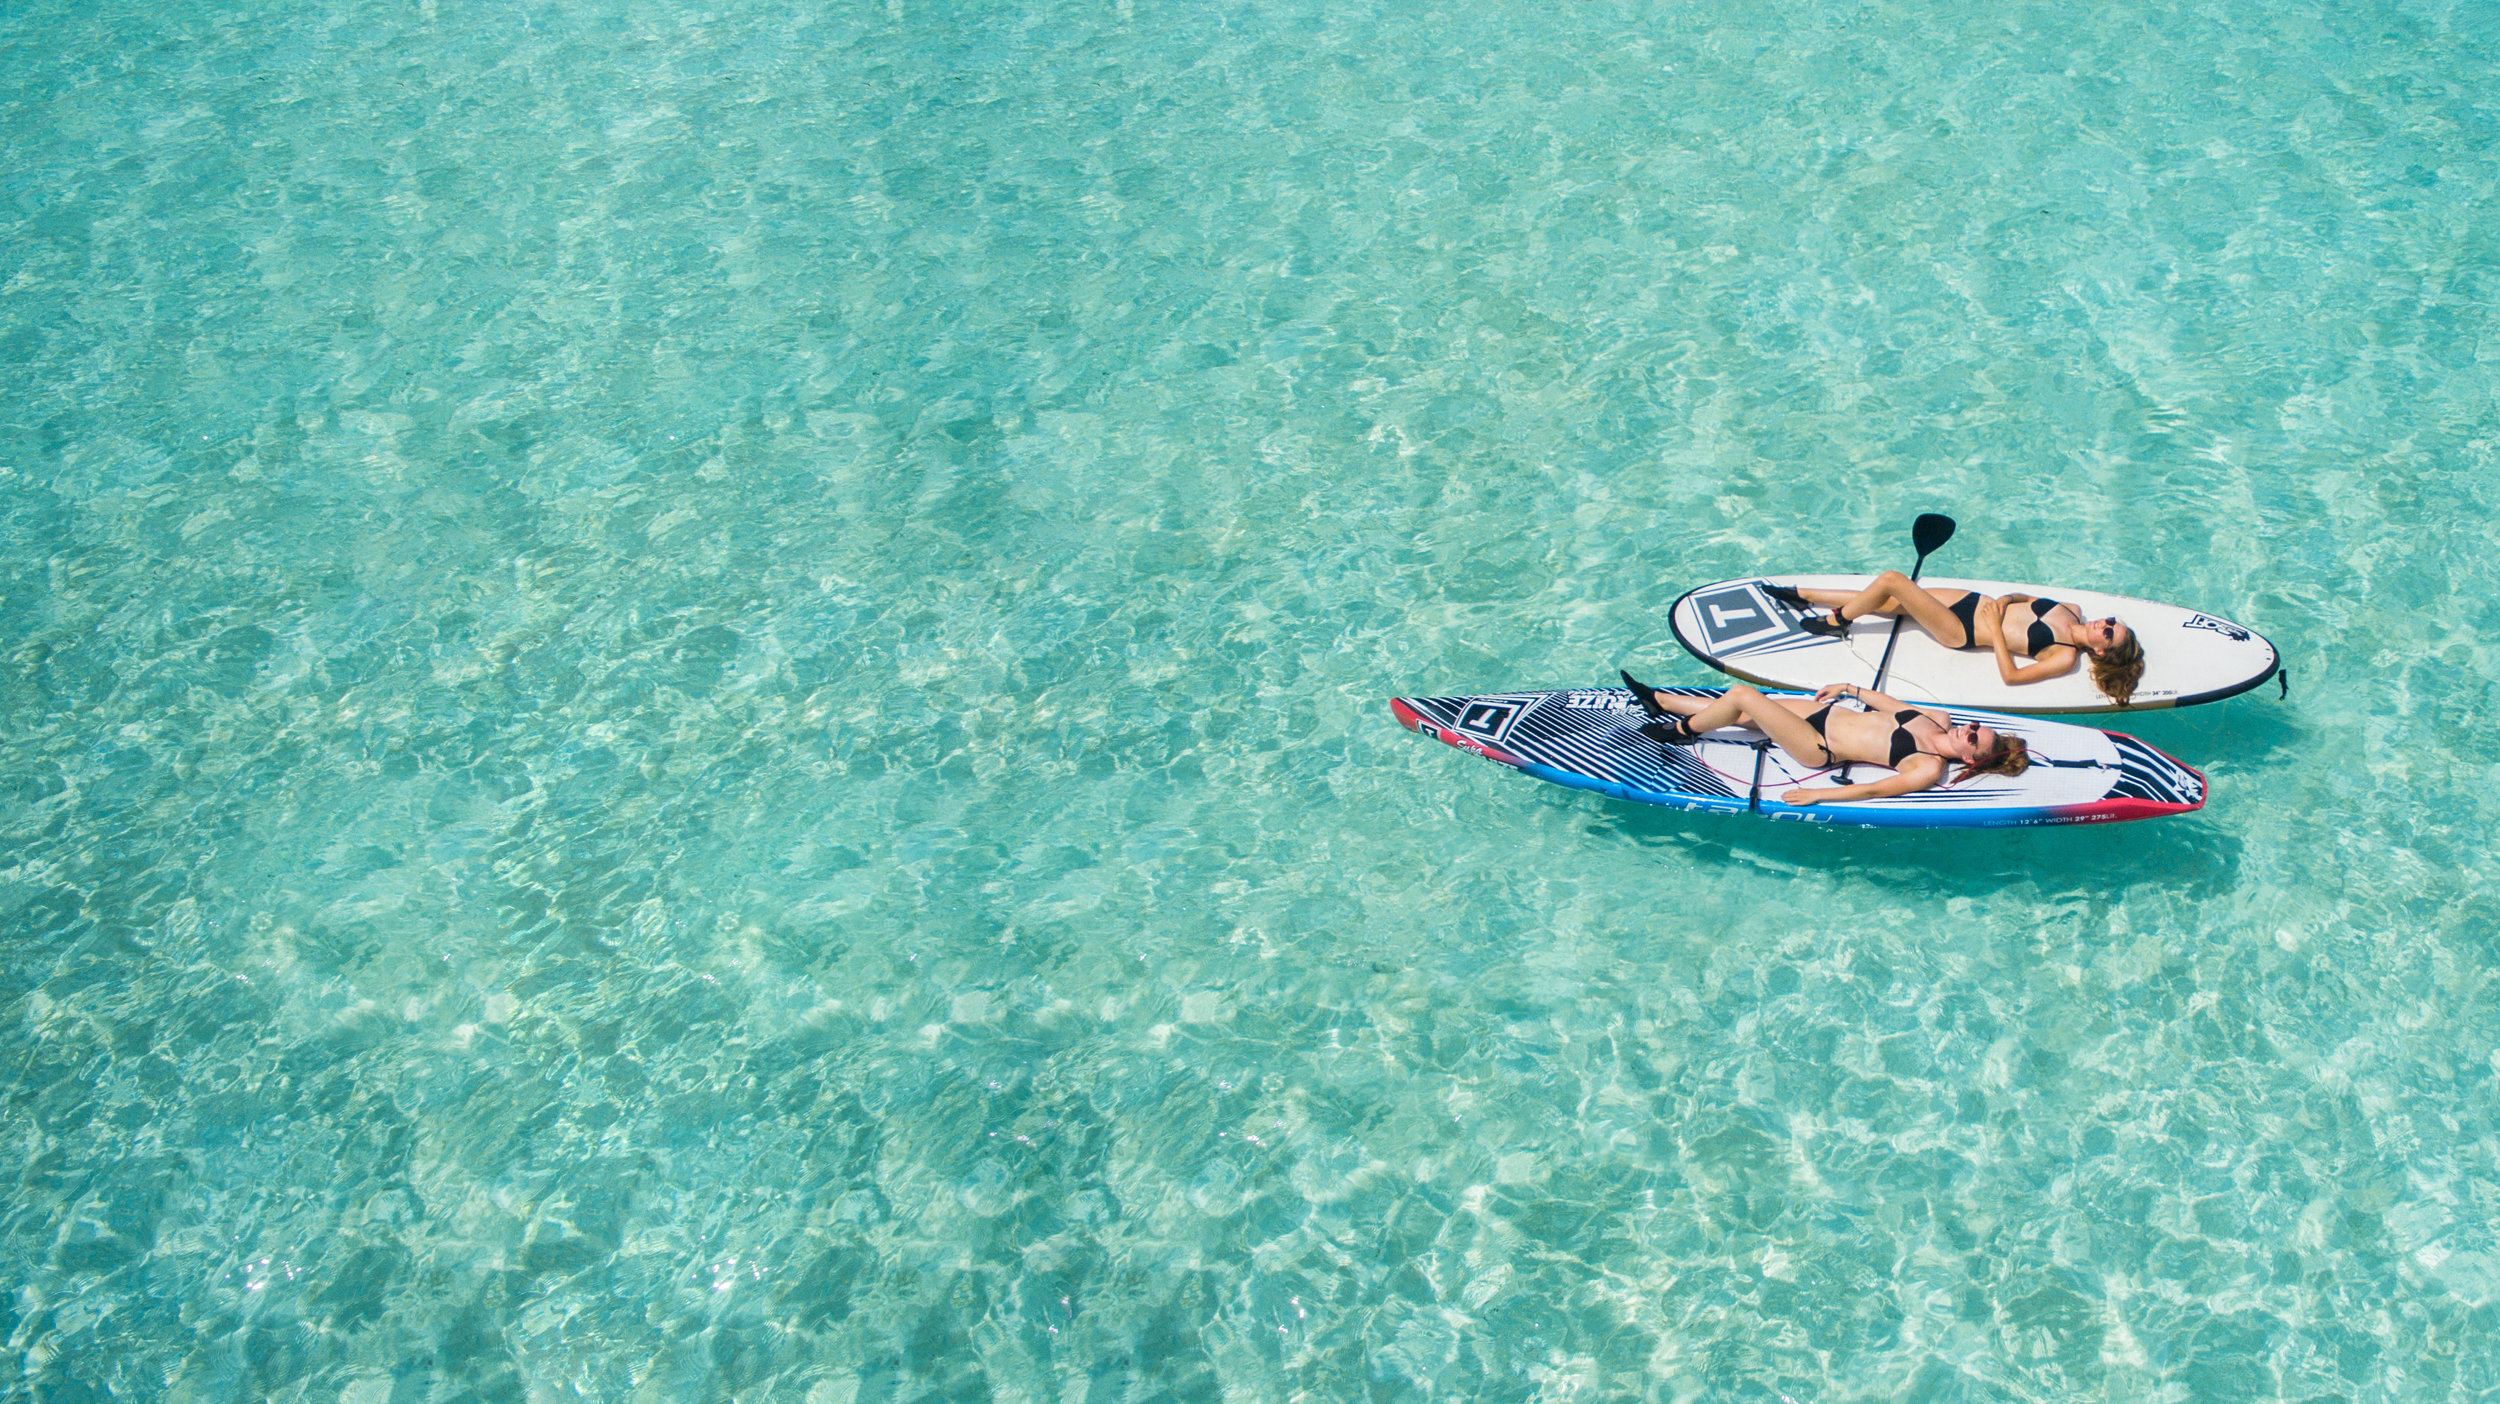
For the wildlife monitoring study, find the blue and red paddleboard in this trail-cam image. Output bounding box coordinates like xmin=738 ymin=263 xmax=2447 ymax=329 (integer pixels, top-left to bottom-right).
xmin=1390 ymin=686 xmax=2204 ymax=829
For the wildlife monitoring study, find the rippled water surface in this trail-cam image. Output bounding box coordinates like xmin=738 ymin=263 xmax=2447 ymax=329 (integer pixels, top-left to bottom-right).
xmin=6 ymin=0 xmax=2499 ymax=1398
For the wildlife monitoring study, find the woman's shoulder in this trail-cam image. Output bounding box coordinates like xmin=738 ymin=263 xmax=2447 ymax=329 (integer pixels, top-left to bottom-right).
xmin=1899 ymin=752 xmax=1950 ymax=784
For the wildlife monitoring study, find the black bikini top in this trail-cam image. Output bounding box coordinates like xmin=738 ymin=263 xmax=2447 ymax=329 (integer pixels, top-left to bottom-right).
xmin=2023 ymin=598 xmax=2064 ymax=656
xmin=1885 ymin=708 xmax=1929 ymax=768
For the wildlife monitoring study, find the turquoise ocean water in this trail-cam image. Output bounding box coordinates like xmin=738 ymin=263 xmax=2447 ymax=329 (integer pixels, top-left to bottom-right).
xmin=5 ymin=0 xmax=2498 ymax=1397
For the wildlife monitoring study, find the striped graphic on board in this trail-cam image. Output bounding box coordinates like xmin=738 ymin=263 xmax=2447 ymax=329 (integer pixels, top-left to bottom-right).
xmin=2104 ymin=731 xmax=2207 ymax=808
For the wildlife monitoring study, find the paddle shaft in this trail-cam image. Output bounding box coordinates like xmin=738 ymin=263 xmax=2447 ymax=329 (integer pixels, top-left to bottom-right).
xmin=1865 ymin=556 xmax=1933 ymax=700
xmin=1838 ymin=534 xmax=1948 ymax=783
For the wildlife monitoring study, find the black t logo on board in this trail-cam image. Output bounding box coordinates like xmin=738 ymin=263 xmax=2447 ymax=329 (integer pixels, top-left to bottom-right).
xmin=1691 ymin=584 xmax=1796 ymax=651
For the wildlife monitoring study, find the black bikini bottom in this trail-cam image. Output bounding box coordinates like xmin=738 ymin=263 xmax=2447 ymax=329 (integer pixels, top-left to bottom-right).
xmin=1945 ymin=592 xmax=1982 ymax=650
xmin=1801 ymin=704 xmax=1837 ymax=765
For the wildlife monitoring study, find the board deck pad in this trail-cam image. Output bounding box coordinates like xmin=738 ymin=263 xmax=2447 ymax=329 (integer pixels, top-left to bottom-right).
xmin=1670 ymin=576 xmax=2278 ymax=713
xmin=1390 ymin=687 xmax=2205 ymax=828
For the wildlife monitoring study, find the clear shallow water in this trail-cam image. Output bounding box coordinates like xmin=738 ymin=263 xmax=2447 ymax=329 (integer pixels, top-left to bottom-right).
xmin=3 ymin=0 xmax=2497 ymax=1397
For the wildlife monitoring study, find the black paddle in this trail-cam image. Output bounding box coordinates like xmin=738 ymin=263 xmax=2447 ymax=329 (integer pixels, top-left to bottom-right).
xmin=1837 ymin=512 xmax=1956 ymax=783
xmin=1867 ymin=513 xmax=1957 ymax=696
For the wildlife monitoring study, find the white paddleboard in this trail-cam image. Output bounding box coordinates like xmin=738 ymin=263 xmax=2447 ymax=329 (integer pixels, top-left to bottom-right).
xmin=1669 ymin=576 xmax=2279 ymax=713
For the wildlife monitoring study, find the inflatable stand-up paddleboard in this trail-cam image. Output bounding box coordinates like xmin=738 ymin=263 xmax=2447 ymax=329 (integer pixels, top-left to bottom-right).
xmin=1670 ymin=576 xmax=2277 ymax=714
xmin=1389 ymin=686 xmax=2205 ymax=829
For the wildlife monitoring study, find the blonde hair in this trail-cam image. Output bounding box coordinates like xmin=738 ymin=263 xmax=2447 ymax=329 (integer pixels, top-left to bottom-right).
xmin=1950 ymin=735 xmax=2030 ymax=786
xmin=2090 ymin=633 xmax=2146 ymax=705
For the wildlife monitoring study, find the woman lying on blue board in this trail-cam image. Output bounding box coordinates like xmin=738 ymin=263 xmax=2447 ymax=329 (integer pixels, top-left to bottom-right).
xmin=1619 ymin=672 xmax=2030 ymax=806
xmin=1768 ymin=572 xmax=2147 ymax=705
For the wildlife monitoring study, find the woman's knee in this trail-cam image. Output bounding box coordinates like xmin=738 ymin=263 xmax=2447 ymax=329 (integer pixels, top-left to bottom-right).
xmin=1723 ymin=684 xmax=1771 ymax=719
xmin=1875 ymin=569 xmax=1911 ymax=589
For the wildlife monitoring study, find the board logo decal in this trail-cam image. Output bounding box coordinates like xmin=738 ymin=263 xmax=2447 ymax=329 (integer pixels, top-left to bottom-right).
xmin=2181 ymin=613 xmax=2251 ymax=642
xmin=1456 ymin=701 xmax=1518 ymax=740
xmin=1687 ymin=583 xmax=1800 ymax=653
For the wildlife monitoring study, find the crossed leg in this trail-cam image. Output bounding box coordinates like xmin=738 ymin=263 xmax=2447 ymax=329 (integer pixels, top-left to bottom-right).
xmin=1790 ymin=570 xmax=1976 ymax=649
xmin=1644 ymin=683 xmax=1837 ymax=768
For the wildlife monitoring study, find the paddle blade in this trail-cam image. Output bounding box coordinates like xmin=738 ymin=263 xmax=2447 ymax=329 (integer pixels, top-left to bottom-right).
xmin=1913 ymin=513 xmax=1957 ymax=558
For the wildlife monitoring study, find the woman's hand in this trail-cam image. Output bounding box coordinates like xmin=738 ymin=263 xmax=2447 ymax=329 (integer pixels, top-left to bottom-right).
xmin=1814 ymin=682 xmax=1854 ymax=703
xmin=1783 ymin=789 xmax=1822 ymax=805
xmin=1978 ymin=597 xmax=2017 ymax=662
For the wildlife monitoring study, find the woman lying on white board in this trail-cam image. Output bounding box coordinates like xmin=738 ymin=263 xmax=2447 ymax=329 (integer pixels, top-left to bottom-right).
xmin=1766 ymin=571 xmax=2146 ymax=705
xmin=1619 ymin=671 xmax=2030 ymax=806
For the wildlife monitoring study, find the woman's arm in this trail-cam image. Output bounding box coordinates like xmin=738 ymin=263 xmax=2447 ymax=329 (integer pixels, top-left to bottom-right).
xmin=1784 ymin=757 xmax=1944 ymax=805
xmin=1991 ymin=636 xmax=2080 ymax=686
xmin=1817 ymin=681 xmax=1908 ymax=710
xmin=1816 ymin=683 xmax=1955 ymax=725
